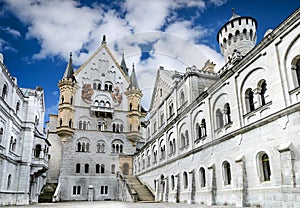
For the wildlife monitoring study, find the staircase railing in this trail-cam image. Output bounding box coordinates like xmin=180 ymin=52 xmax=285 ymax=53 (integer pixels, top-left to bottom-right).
xmin=117 ymin=173 xmax=138 ymax=202
xmin=52 ymin=183 xmax=61 ymax=202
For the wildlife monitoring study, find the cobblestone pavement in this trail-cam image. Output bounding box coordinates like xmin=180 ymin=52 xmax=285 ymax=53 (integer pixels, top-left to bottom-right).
xmin=4 ymin=201 xmax=234 ymax=208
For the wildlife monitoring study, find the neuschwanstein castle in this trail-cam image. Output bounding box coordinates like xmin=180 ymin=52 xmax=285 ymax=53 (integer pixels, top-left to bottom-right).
xmin=0 ymin=7 xmax=300 ymax=208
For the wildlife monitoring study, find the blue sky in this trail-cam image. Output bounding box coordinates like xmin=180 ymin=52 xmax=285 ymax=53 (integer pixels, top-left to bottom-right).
xmin=0 ymin=0 xmax=299 ymax=122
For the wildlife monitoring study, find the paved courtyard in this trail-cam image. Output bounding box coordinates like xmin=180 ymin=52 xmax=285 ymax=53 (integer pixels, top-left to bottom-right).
xmin=4 ymin=201 xmax=235 ymax=208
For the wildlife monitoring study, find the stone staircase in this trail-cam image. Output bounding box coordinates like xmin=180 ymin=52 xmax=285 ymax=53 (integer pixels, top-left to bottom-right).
xmin=125 ymin=175 xmax=155 ymax=202
xmin=38 ymin=183 xmax=58 ymax=203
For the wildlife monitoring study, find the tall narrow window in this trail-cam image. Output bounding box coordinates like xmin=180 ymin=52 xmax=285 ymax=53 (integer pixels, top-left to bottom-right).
xmin=111 ymin=164 xmax=115 ymax=174
xmin=261 ymin=153 xmax=271 ymax=181
xmin=76 ymin=163 xmax=80 ymax=173
xmin=196 ymin=123 xmax=201 ymax=140
xmin=7 ymin=174 xmax=11 ymax=190
xmin=223 ymin=161 xmax=231 ymax=185
xmin=85 ymin=164 xmax=89 ymax=173
xmin=2 ymin=84 xmax=7 ymax=100
xmin=295 ymin=59 xmax=300 ymax=87
xmin=224 ymin=103 xmax=231 ymax=124
xmin=245 ymin=88 xmax=255 ymax=112
xmin=200 ymin=167 xmax=206 ymax=187
xmin=101 ymin=164 xmax=105 ymax=174
xmin=171 ymin=175 xmax=175 ymax=190
xmin=61 ymin=95 xmax=64 ymax=103
xmin=0 ymin=128 xmax=3 ymax=143
xmin=59 ymin=118 xmax=63 ymax=126
xmin=183 ymin=172 xmax=188 ymax=189
xmin=96 ymin=164 xmax=100 ymax=173
xmin=216 ymin=109 xmax=223 ymax=128
xmin=70 ymin=96 xmax=73 ymax=105
xmin=35 ymin=144 xmax=42 ymax=158
xmin=16 ymin=101 xmax=20 ymax=114
xmin=259 ymin=80 xmax=267 ymax=106
xmin=201 ymin=119 xmax=207 ymax=137
xmin=181 ymin=133 xmax=185 ymax=148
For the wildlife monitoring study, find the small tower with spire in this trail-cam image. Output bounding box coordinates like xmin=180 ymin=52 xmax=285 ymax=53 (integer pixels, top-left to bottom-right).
xmin=217 ymin=8 xmax=257 ymax=63
xmin=120 ymin=49 xmax=129 ymax=76
xmin=125 ymin=64 xmax=143 ymax=146
xmin=57 ymin=52 xmax=76 ymax=141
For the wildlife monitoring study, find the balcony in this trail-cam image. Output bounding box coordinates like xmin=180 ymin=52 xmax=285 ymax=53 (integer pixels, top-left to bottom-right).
xmin=90 ymin=104 xmax=114 ymax=118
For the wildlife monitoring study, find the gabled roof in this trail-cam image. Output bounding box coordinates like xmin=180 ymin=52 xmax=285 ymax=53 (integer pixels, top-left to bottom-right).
xmin=74 ymin=36 xmax=130 ymax=83
xmin=149 ymin=67 xmax=180 ymax=111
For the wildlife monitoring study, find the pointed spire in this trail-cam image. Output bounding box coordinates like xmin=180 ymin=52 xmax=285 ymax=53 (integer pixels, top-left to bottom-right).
xmin=120 ymin=49 xmax=129 ymax=76
xmin=63 ymin=52 xmax=75 ymax=81
xmin=128 ymin=63 xmax=140 ymax=90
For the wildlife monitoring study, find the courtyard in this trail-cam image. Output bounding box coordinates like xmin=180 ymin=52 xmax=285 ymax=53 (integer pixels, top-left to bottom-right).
xmin=4 ymin=201 xmax=234 ymax=208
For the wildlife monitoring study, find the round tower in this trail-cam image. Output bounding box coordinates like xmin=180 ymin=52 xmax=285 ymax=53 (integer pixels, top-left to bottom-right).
xmin=57 ymin=52 xmax=76 ymax=141
xmin=217 ymin=9 xmax=257 ymax=63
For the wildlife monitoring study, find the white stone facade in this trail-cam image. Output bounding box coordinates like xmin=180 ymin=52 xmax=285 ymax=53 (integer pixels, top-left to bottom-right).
xmin=133 ymin=8 xmax=300 ymax=207
xmin=0 ymin=57 xmax=49 ymax=206
xmin=47 ymin=42 xmax=143 ymax=201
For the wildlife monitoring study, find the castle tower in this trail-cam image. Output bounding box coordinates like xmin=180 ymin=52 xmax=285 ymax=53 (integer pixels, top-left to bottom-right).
xmin=57 ymin=52 xmax=76 ymax=141
xmin=125 ymin=64 xmax=143 ymax=146
xmin=217 ymin=9 xmax=257 ymax=63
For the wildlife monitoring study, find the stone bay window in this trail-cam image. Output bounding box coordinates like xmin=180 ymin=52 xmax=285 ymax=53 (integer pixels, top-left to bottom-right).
xmin=90 ymin=99 xmax=113 ymax=118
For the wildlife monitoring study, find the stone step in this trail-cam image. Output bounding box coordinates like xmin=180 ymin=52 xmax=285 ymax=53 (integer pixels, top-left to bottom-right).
xmin=125 ymin=176 xmax=154 ymax=202
xmin=38 ymin=183 xmax=58 ymax=203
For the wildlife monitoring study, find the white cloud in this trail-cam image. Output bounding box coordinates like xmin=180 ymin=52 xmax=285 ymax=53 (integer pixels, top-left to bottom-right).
xmin=1 ymin=26 xmax=21 ymax=37
xmin=4 ymin=0 xmax=226 ymax=109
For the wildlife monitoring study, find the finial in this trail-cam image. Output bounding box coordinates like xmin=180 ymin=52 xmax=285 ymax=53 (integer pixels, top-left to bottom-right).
xmin=132 ymin=63 xmax=135 ymax=70
xmin=69 ymin=52 xmax=72 ymax=58
xmin=102 ymin=35 xmax=106 ymax=45
xmin=232 ymin=8 xmax=235 ymax=15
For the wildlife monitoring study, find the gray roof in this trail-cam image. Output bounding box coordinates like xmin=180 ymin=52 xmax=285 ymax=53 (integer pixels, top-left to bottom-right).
xmin=128 ymin=64 xmax=139 ymax=90
xmin=63 ymin=52 xmax=75 ymax=81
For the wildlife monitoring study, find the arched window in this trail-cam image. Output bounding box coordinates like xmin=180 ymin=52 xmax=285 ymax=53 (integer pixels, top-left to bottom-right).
xmin=201 ymin=119 xmax=207 ymax=137
xmin=180 ymin=133 xmax=185 ymax=148
xmin=261 ymin=153 xmax=271 ymax=181
xmin=85 ymin=164 xmax=89 ymax=173
xmin=172 ymin=138 xmax=176 ymax=153
xmin=129 ymin=103 xmax=132 ymax=111
xmin=7 ymin=174 xmax=11 ymax=190
xmin=224 ymin=103 xmax=231 ymax=124
xmin=93 ymin=83 xmax=97 ymax=89
xmin=96 ymin=164 xmax=100 ymax=173
xmin=76 ymin=163 xmax=80 ymax=173
xmin=169 ymin=102 xmax=174 ymax=117
xmin=294 ymin=59 xmax=300 ymax=87
xmin=79 ymin=121 xmax=83 ymax=130
xmin=2 ymin=84 xmax=7 ymax=100
xmin=169 ymin=140 xmax=173 ymax=153
xmin=77 ymin=142 xmax=81 ymax=152
xmin=216 ymin=109 xmax=223 ymax=129
xmin=98 ymin=83 xmax=101 ymax=90
xmin=196 ymin=123 xmax=201 ymax=140
xmin=223 ymin=161 xmax=231 ymax=185
xmin=259 ymin=80 xmax=267 ymax=106
xmin=171 ymin=175 xmax=175 ymax=190
xmin=0 ymin=128 xmax=3 ymax=143
xmin=70 ymin=96 xmax=73 ymax=105
xmin=111 ymin=164 xmax=116 ymax=174
xmin=245 ymin=88 xmax=255 ymax=112
xmin=61 ymin=95 xmax=64 ymax=103
xmin=200 ymin=167 xmax=206 ymax=187
xmin=228 ymin=33 xmax=233 ymax=45
xmin=59 ymin=118 xmax=62 ymax=126
xmin=101 ymin=164 xmax=105 ymax=174
xmin=185 ymin=130 xmax=189 ymax=146
xmin=69 ymin=119 xmax=72 ymax=128
xmin=16 ymin=101 xmax=20 ymax=114
xmin=183 ymin=171 xmax=188 ymax=189
xmin=112 ymin=123 xmax=116 ymax=132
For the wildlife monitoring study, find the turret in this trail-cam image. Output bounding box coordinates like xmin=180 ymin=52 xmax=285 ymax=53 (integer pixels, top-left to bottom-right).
xmin=57 ymin=52 xmax=76 ymax=141
xmin=217 ymin=9 xmax=257 ymax=63
xmin=125 ymin=64 xmax=143 ymax=146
